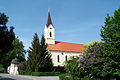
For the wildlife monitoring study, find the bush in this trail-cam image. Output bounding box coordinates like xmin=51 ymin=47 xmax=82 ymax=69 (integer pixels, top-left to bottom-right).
xmin=0 ymin=64 xmax=5 ymax=73
xmin=81 ymin=77 xmax=101 ymax=80
xmin=64 ymin=57 xmax=80 ymax=80
xmin=63 ymin=42 xmax=120 ymax=79
xmin=59 ymin=73 xmax=73 ymax=80
xmin=53 ymin=66 xmax=65 ymax=72
xmin=31 ymin=72 xmax=61 ymax=76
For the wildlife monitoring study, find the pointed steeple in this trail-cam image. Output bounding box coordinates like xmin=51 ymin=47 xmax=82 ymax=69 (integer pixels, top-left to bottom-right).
xmin=46 ymin=11 xmax=53 ymax=27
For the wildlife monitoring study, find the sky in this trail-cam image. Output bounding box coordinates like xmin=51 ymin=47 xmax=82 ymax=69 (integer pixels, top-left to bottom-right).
xmin=0 ymin=0 xmax=120 ymax=50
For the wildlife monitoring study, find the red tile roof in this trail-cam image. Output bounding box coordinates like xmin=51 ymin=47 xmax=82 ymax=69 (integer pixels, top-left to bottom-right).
xmin=48 ymin=41 xmax=83 ymax=53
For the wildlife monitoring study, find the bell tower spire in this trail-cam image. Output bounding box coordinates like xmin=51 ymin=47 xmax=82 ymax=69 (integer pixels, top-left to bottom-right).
xmin=46 ymin=11 xmax=53 ymax=27
xmin=44 ymin=10 xmax=55 ymax=44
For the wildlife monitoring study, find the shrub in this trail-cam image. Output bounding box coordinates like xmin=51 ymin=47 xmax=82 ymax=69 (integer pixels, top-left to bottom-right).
xmin=78 ymin=42 xmax=120 ymax=79
xmin=59 ymin=73 xmax=80 ymax=80
xmin=64 ymin=57 xmax=81 ymax=80
xmin=0 ymin=64 xmax=5 ymax=73
xmin=53 ymin=66 xmax=65 ymax=72
xmin=83 ymin=41 xmax=100 ymax=53
xmin=64 ymin=42 xmax=120 ymax=79
xmin=18 ymin=62 xmax=27 ymax=75
xmin=31 ymin=72 xmax=61 ymax=76
xmin=85 ymin=42 xmax=103 ymax=54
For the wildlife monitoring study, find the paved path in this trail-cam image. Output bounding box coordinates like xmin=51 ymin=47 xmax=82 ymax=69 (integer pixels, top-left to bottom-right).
xmin=0 ymin=73 xmax=59 ymax=80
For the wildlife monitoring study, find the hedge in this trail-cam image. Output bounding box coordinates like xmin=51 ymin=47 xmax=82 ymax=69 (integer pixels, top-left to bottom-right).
xmin=31 ymin=72 xmax=61 ymax=76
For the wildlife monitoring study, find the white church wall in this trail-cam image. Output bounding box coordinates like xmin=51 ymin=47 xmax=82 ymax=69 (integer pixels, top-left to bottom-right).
xmin=49 ymin=50 xmax=83 ymax=67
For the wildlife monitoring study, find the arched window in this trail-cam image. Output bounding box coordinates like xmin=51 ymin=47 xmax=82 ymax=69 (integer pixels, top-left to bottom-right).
xmin=58 ymin=55 xmax=60 ymax=62
xmin=65 ymin=56 xmax=67 ymax=61
xmin=50 ymin=32 xmax=52 ymax=37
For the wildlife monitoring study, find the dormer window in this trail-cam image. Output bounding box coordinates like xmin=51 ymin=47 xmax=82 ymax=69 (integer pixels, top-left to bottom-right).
xmin=50 ymin=32 xmax=52 ymax=37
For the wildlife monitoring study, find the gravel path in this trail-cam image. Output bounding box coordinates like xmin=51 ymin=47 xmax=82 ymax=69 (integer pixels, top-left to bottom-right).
xmin=0 ymin=73 xmax=59 ymax=80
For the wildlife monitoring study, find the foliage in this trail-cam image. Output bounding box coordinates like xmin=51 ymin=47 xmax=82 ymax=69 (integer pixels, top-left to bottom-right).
xmin=31 ymin=72 xmax=60 ymax=76
xmin=6 ymin=37 xmax=26 ymax=63
xmin=2 ymin=37 xmax=26 ymax=72
xmin=12 ymin=37 xmax=26 ymax=62
xmin=38 ymin=35 xmax=53 ymax=72
xmin=61 ymin=8 xmax=120 ymax=80
xmin=18 ymin=61 xmax=27 ymax=75
xmin=0 ymin=12 xmax=8 ymax=25
xmin=64 ymin=57 xmax=80 ymax=80
xmin=100 ymin=8 xmax=120 ymax=63
xmin=83 ymin=41 xmax=100 ymax=53
xmin=85 ymin=42 xmax=103 ymax=54
xmin=53 ymin=66 xmax=65 ymax=72
xmin=59 ymin=73 xmax=73 ymax=80
xmin=79 ymin=42 xmax=120 ymax=79
xmin=78 ymin=53 xmax=120 ymax=79
xmin=0 ymin=12 xmax=15 ymax=70
xmin=0 ymin=12 xmax=25 ymax=72
xmin=27 ymin=34 xmax=53 ymax=72
xmin=0 ymin=64 xmax=5 ymax=73
xmin=64 ymin=42 xmax=120 ymax=79
xmin=27 ymin=33 xmax=41 ymax=72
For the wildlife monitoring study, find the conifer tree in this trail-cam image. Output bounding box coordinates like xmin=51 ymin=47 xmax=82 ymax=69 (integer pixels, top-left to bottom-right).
xmin=38 ymin=35 xmax=53 ymax=72
xmin=101 ymin=8 xmax=120 ymax=63
xmin=27 ymin=34 xmax=53 ymax=72
xmin=27 ymin=33 xmax=41 ymax=72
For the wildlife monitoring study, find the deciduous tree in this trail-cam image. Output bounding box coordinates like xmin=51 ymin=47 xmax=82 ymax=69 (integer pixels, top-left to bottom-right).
xmin=0 ymin=12 xmax=15 ymax=70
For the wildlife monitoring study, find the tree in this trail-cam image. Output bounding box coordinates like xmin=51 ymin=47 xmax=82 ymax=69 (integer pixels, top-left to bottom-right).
xmin=64 ymin=42 xmax=120 ymax=79
xmin=27 ymin=34 xmax=53 ymax=72
xmin=12 ymin=37 xmax=26 ymax=62
xmin=27 ymin=33 xmax=41 ymax=72
xmin=5 ymin=37 xmax=26 ymax=68
xmin=100 ymin=8 xmax=120 ymax=63
xmin=78 ymin=53 xmax=120 ymax=79
xmin=0 ymin=12 xmax=8 ymax=25
xmin=83 ymin=41 xmax=102 ymax=53
xmin=39 ymin=35 xmax=53 ymax=72
xmin=0 ymin=12 xmax=15 ymax=70
xmin=64 ymin=57 xmax=80 ymax=80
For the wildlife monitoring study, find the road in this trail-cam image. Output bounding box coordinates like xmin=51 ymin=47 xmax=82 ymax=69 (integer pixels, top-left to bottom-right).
xmin=0 ymin=73 xmax=59 ymax=80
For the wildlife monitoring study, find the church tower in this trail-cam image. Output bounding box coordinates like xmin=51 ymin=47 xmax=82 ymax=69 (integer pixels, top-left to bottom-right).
xmin=44 ymin=11 xmax=55 ymax=44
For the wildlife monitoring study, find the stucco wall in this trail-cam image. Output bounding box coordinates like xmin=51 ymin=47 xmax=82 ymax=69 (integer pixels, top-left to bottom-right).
xmin=49 ymin=50 xmax=83 ymax=66
xmin=7 ymin=64 xmax=19 ymax=75
xmin=44 ymin=24 xmax=55 ymax=44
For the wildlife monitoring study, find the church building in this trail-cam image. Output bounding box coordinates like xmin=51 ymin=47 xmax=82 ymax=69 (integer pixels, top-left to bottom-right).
xmin=44 ymin=11 xmax=83 ymax=67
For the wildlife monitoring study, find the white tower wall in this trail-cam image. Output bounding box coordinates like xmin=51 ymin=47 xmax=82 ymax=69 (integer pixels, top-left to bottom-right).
xmin=44 ymin=24 xmax=55 ymax=44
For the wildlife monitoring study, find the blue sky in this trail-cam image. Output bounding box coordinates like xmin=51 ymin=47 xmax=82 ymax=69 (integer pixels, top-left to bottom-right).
xmin=0 ymin=0 xmax=120 ymax=50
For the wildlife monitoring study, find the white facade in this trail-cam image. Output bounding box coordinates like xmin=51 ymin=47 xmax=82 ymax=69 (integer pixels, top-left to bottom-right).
xmin=7 ymin=64 xmax=19 ymax=75
xmin=44 ymin=24 xmax=55 ymax=44
xmin=50 ymin=51 xmax=83 ymax=66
